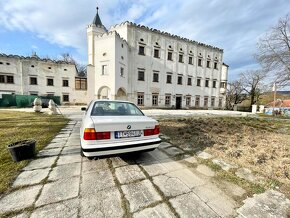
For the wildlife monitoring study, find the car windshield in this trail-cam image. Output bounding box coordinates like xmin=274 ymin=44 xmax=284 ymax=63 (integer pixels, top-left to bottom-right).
xmin=91 ymin=101 xmax=144 ymax=116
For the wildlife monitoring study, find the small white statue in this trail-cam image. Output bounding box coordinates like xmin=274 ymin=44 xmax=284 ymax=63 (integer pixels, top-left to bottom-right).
xmin=48 ymin=99 xmax=58 ymax=115
xmin=33 ymin=98 xmax=42 ymax=112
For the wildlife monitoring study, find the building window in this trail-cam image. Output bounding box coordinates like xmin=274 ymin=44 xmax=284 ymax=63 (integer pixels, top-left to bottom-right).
xmin=120 ymin=67 xmax=124 ymax=77
xmin=211 ymin=97 xmax=215 ymax=107
xmin=0 ymin=62 xmax=3 ymax=65
xmin=213 ymin=80 xmax=217 ymax=88
xmin=205 ymin=79 xmax=209 ymax=87
xmin=178 ymin=54 xmax=183 ymax=63
xmin=152 ymin=94 xmax=158 ymax=106
xmin=7 ymin=76 xmax=14 ymax=84
xmin=166 ymin=74 xmax=172 ymax=84
xmin=195 ymin=96 xmax=200 ymax=107
xmin=137 ymin=92 xmax=144 ymax=106
xmin=63 ymin=94 xmax=69 ymax=102
xmin=138 ymin=45 xmax=145 ymax=55
xmin=75 ymin=77 xmax=87 ymax=90
xmin=167 ymin=52 xmax=173 ymax=61
xmin=64 ymin=68 xmax=67 ymax=71
xmin=177 ymin=76 xmax=182 ymax=85
xmin=63 ymin=79 xmax=69 ymax=87
xmin=153 ymin=72 xmax=159 ymax=82
xmin=207 ymin=60 xmax=210 ymax=68
xmin=138 ymin=70 xmax=145 ymax=81
xmin=0 ymin=75 xmax=4 ymax=83
xmin=219 ymin=98 xmax=223 ymax=107
xmin=30 ymin=77 xmax=37 ymax=85
xmin=186 ymin=96 xmax=191 ymax=107
xmin=214 ymin=62 xmax=218 ymax=69
xmin=198 ymin=58 xmax=202 ymax=67
xmin=187 ymin=77 xmax=192 ymax=86
xmin=47 ymin=78 xmax=54 ymax=86
xmin=6 ymin=63 xmax=10 ymax=65
xmin=220 ymin=82 xmax=226 ymax=88
xmin=189 ymin=56 xmax=193 ymax=65
xmin=204 ymin=96 xmax=209 ymax=107
xmin=154 ymin=49 xmax=159 ymax=58
xmin=47 ymin=93 xmax=54 ymax=97
xmin=165 ymin=94 xmax=171 ymax=106
xmin=102 ymin=65 xmax=108 ymax=75
xmin=197 ymin=78 xmax=201 ymax=86
xmin=31 ymin=65 xmax=35 ymax=68
xmin=48 ymin=67 xmax=51 ymax=69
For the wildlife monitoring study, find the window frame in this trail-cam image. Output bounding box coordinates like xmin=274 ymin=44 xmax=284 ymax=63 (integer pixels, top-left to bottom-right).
xmin=138 ymin=70 xmax=145 ymax=81
xmin=152 ymin=94 xmax=158 ymax=106
xmin=62 ymin=79 xmax=69 ymax=87
xmin=177 ymin=76 xmax=183 ymax=85
xmin=47 ymin=78 xmax=54 ymax=86
xmin=137 ymin=92 xmax=144 ymax=106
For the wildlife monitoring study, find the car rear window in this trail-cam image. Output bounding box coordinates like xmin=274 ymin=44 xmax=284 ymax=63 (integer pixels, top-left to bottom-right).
xmin=91 ymin=101 xmax=144 ymax=116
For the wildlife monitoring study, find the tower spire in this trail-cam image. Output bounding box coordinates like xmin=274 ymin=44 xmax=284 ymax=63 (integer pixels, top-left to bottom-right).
xmin=93 ymin=6 xmax=103 ymax=27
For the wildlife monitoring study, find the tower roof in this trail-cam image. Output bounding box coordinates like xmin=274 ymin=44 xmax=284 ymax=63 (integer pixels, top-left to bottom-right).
xmin=93 ymin=7 xmax=103 ymax=27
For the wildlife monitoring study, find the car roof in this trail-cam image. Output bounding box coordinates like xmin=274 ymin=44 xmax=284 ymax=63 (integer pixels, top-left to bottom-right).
xmin=91 ymin=99 xmax=133 ymax=104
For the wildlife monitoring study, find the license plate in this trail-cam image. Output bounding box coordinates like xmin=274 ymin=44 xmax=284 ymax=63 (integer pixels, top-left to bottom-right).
xmin=115 ymin=130 xmax=142 ymax=138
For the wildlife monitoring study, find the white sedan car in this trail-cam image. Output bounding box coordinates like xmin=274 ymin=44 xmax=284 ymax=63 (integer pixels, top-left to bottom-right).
xmin=80 ymin=100 xmax=161 ymax=157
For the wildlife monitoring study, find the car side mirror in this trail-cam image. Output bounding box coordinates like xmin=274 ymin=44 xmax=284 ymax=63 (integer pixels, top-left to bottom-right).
xmin=81 ymin=107 xmax=87 ymax=111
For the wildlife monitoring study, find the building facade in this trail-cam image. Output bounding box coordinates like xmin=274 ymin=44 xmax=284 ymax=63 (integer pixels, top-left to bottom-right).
xmin=0 ymin=54 xmax=87 ymax=104
xmin=87 ymin=10 xmax=228 ymax=109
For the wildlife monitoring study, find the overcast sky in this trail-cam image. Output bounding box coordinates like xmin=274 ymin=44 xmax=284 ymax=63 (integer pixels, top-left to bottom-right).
xmin=0 ymin=0 xmax=289 ymax=81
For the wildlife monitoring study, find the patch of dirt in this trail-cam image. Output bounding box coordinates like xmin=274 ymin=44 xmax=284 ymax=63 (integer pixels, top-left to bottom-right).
xmin=160 ymin=117 xmax=290 ymax=193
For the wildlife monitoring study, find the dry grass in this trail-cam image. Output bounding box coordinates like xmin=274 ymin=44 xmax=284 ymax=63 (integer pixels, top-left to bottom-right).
xmin=0 ymin=111 xmax=68 ymax=194
xmin=160 ymin=117 xmax=290 ymax=195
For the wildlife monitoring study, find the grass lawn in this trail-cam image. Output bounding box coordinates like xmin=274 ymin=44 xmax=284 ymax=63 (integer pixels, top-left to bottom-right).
xmin=0 ymin=111 xmax=68 ymax=194
xmin=160 ymin=117 xmax=290 ymax=197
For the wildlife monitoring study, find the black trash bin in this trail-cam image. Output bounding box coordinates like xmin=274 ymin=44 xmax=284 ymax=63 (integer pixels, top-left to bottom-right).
xmin=7 ymin=140 xmax=36 ymax=162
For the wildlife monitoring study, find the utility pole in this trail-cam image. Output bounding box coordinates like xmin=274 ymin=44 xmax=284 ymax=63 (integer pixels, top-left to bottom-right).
xmin=273 ymin=83 xmax=277 ymax=107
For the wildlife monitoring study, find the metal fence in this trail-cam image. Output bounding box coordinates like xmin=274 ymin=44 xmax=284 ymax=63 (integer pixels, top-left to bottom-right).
xmin=0 ymin=94 xmax=60 ymax=108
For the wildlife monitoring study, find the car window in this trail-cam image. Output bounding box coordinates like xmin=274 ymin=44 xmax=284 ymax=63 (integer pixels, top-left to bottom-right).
xmin=91 ymin=101 xmax=144 ymax=116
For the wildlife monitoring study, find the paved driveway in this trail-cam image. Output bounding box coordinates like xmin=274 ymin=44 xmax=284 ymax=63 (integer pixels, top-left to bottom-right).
xmin=1 ymin=107 xmax=289 ymax=217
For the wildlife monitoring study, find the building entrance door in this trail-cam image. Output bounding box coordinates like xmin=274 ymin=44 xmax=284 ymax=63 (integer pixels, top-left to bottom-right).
xmin=176 ymin=96 xmax=182 ymax=109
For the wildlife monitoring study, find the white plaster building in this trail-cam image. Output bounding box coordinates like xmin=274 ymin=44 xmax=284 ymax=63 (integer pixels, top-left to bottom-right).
xmin=0 ymin=54 xmax=87 ymax=104
xmin=87 ymin=9 xmax=229 ymax=109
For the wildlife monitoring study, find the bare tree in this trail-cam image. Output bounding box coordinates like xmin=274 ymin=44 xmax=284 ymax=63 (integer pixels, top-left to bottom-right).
xmin=60 ymin=53 xmax=86 ymax=77
xmin=256 ymin=13 xmax=290 ymax=86
xmin=226 ymin=80 xmax=247 ymax=110
xmin=240 ymin=70 xmax=267 ymax=106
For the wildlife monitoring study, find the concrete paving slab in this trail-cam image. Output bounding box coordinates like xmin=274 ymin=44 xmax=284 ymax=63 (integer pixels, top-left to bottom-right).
xmin=170 ymin=192 xmax=219 ymax=218
xmin=13 ymin=168 xmax=50 ymax=187
xmin=35 ymin=177 xmax=80 ymax=207
xmin=80 ymin=187 xmax=123 ymax=218
xmin=162 ymin=146 xmax=184 ymax=157
xmin=193 ymin=183 xmax=237 ymax=217
xmin=54 ymin=133 xmax=70 ymax=138
xmin=237 ymin=189 xmax=290 ymax=218
xmin=159 ymin=142 xmax=173 ymax=149
xmin=0 ymin=185 xmax=42 ymax=214
xmin=196 ymin=151 xmax=213 ymax=159
xmin=65 ymin=138 xmax=80 ymax=146
xmin=45 ymin=142 xmax=66 ymax=149
xmin=218 ymin=180 xmax=246 ymax=197
xmin=166 ymin=169 xmax=207 ymax=189
xmin=140 ymin=161 xmax=169 ymax=177
xmin=110 ymin=156 xmax=130 ymax=168
xmin=31 ymin=198 xmax=79 ymax=218
xmin=133 ymin=203 xmax=175 ymax=218
xmin=115 ymin=165 xmax=146 ymax=184
xmin=11 ymin=212 xmax=30 ymax=218
xmin=50 ymin=137 xmax=66 ymax=143
xmin=184 ymin=155 xmax=198 ymax=164
xmin=235 ymin=167 xmax=259 ymax=183
xmin=57 ymin=153 xmax=81 ymax=165
xmin=134 ymin=152 xmax=157 ymax=164
xmin=149 ymin=149 xmax=171 ymax=161
xmin=23 ymin=156 xmax=57 ymax=170
xmin=196 ymin=164 xmax=215 ymax=177
xmin=82 ymin=158 xmax=109 ymax=173
xmin=159 ymin=158 xmax=184 ymax=172
xmin=49 ymin=162 xmax=81 ymax=181
xmin=121 ymin=179 xmax=162 ymax=213
xmin=212 ymin=159 xmax=237 ymax=171
xmin=81 ymin=170 xmax=115 ymax=196
xmin=61 ymin=146 xmax=80 ymax=155
xmin=153 ymin=174 xmax=191 ymax=197
xmin=37 ymin=147 xmax=62 ymax=157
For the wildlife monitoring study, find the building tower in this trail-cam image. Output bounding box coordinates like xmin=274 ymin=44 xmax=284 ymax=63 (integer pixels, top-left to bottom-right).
xmin=87 ymin=7 xmax=107 ymax=65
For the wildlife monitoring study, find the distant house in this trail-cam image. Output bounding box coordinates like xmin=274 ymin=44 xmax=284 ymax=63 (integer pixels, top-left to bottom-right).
xmin=265 ymin=99 xmax=290 ymax=116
